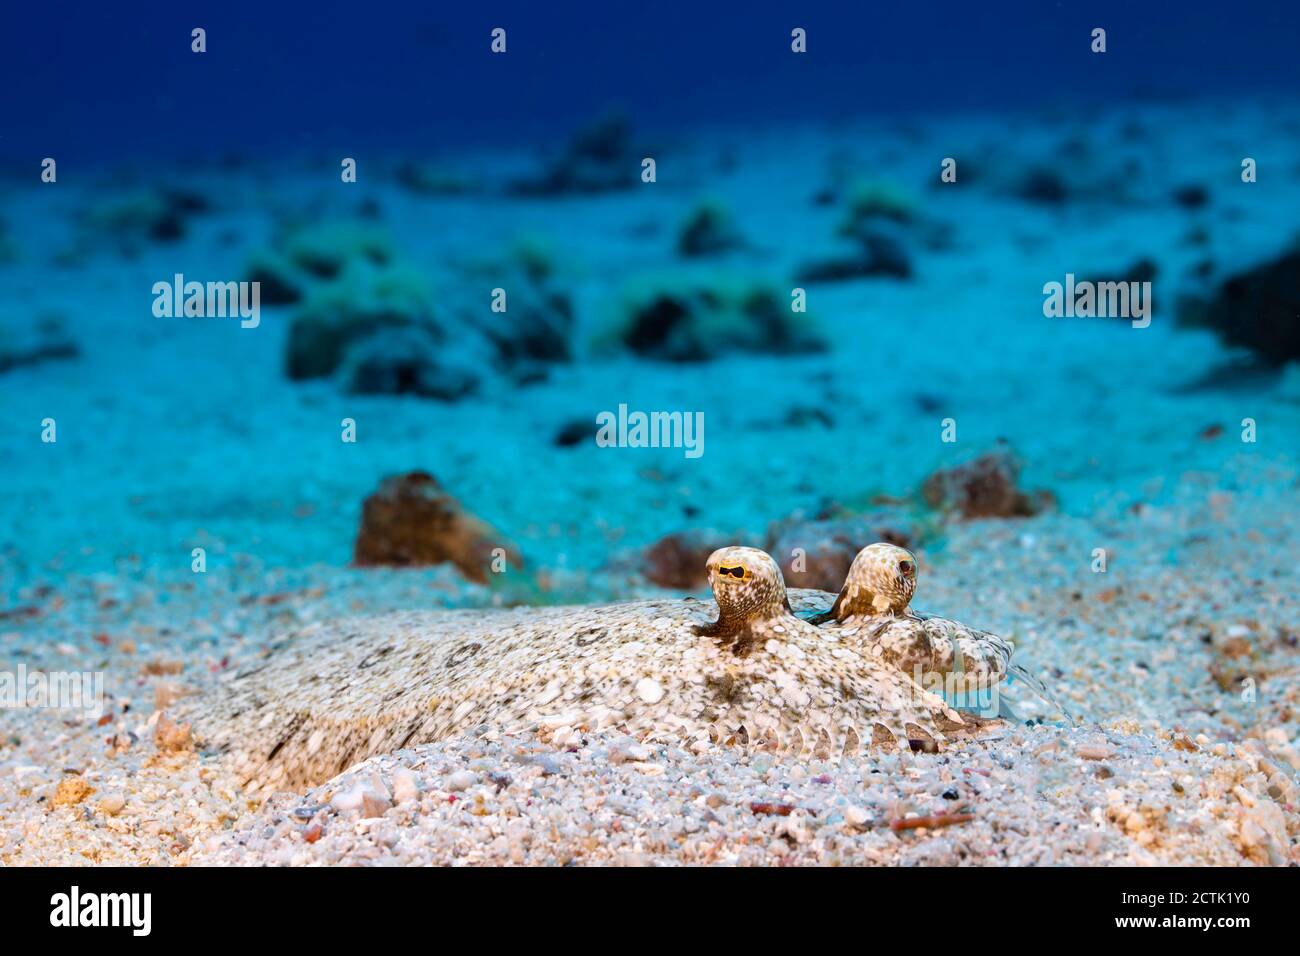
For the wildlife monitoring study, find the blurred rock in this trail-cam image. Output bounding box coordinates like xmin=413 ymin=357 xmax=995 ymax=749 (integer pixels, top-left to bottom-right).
xmin=642 ymin=530 xmax=736 ymax=589
xmin=154 ymin=712 xmax=194 ymax=753
xmin=835 ymin=180 xmax=917 ymax=237
xmin=283 ymin=262 xmax=482 ymax=400
xmin=511 ymin=112 xmax=644 ymax=195
xmin=599 ymin=276 xmax=824 ymax=362
xmin=991 ymin=139 xmax=1144 ymax=206
xmin=452 ymin=240 xmax=575 ymax=373
xmin=796 ymin=231 xmax=912 ymax=282
xmin=921 ymin=444 xmax=1054 ymax=519
xmin=553 ymin=418 xmax=591 ymax=448
xmin=395 ymin=160 xmax=479 ymax=196
xmin=245 ymin=252 xmax=304 ymax=306
xmin=1178 ymin=246 xmax=1300 ymax=365
xmin=341 ymin=325 xmax=479 ymax=401
xmin=1008 ymin=165 xmax=1069 ymax=204
xmin=480 ymin=278 xmax=573 ymax=367
xmin=0 ymin=314 xmax=78 ymax=374
xmin=766 ymin=513 xmax=917 ymax=591
xmin=1171 ymin=183 xmax=1210 ymax=210
xmin=69 ymin=186 xmax=210 ymax=258
xmin=281 ymin=222 xmax=392 ymax=279
xmin=353 ymin=471 xmax=521 ymax=584
xmin=677 ymin=202 xmax=745 ymax=257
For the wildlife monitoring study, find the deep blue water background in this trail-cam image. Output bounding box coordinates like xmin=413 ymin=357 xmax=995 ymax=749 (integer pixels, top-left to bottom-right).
xmin=4 ymin=0 xmax=1299 ymax=161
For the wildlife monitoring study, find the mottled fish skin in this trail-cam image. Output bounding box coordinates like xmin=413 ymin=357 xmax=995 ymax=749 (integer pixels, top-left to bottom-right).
xmin=184 ymin=547 xmax=978 ymax=796
xmin=810 ymin=543 xmax=1072 ymax=719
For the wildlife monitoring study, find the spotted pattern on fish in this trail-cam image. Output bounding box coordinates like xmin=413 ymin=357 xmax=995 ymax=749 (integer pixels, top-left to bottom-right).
xmin=183 ymin=547 xmax=984 ymax=795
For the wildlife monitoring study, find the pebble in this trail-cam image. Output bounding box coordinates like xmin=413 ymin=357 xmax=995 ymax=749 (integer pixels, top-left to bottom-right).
xmin=361 ymin=792 xmax=392 ymax=819
xmin=330 ymin=785 xmax=366 ymax=813
xmin=844 ymin=806 xmax=871 ymax=829
xmin=609 ymin=741 xmax=653 ymax=765
xmin=635 ymin=678 xmax=665 ymax=704
xmin=391 ymin=769 xmax=420 ymax=804
xmin=1076 ymin=744 xmax=1115 ymax=761
xmin=97 ymin=792 xmax=126 ymax=816
xmin=446 ymin=771 xmax=476 ymax=792
xmin=52 ymin=777 xmax=94 ymax=808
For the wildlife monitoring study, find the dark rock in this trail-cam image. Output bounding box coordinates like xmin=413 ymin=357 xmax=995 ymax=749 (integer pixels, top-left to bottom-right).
xmin=602 ymin=280 xmax=824 ymax=362
xmin=921 ymin=444 xmax=1054 ymax=519
xmin=796 ymin=231 xmax=912 ymax=283
xmin=1172 ymin=184 xmax=1210 ymax=210
xmin=246 ymin=255 xmax=303 ymax=306
xmin=912 ymin=392 xmax=947 ymax=414
xmin=342 ymin=326 xmax=479 ymax=401
xmin=480 ymin=281 xmax=573 ymax=366
xmin=677 ymin=202 xmax=744 ymax=257
xmin=454 ymin=242 xmax=574 ymax=371
xmin=766 ymin=513 xmax=917 ymax=592
xmin=353 ymin=472 xmax=520 ymax=583
xmin=510 ymin=112 xmax=643 ymax=196
xmin=159 ymin=187 xmax=211 ymax=215
xmin=285 ymin=312 xmax=351 ymax=380
xmin=283 ymin=224 xmax=392 ymax=279
xmin=282 ymin=265 xmax=482 ymax=399
xmin=1177 ymin=246 xmax=1300 ymax=365
xmin=781 ymin=405 xmax=834 ymax=429
xmin=1120 ymin=257 xmax=1159 ymax=284
xmin=553 ymin=419 xmax=591 ymax=448
xmin=1010 ymin=166 xmax=1069 ymax=204
xmin=0 ymin=314 xmax=79 ymax=374
xmin=78 ymin=188 xmax=207 ymax=255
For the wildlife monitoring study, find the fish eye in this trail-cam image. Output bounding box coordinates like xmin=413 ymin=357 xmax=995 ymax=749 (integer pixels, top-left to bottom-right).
xmin=898 ymin=559 xmax=915 ymax=576
xmin=718 ymin=564 xmax=748 ymax=579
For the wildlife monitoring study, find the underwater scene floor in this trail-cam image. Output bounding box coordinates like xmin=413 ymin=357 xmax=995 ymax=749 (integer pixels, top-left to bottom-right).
xmin=1 ymin=95 xmax=1299 ymax=866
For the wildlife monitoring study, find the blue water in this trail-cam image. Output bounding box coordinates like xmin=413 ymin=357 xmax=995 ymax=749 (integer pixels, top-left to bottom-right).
xmin=5 ymin=0 xmax=1300 ymax=161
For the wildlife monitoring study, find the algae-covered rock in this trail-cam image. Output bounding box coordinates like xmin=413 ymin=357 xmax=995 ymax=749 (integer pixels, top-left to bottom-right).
xmin=795 ymin=178 xmax=927 ymax=283
xmin=284 ymin=262 xmax=481 ymax=399
xmin=482 ymin=280 xmax=574 ymax=369
xmin=676 ymin=201 xmax=745 ymax=258
xmin=72 ymin=186 xmax=211 ymax=257
xmin=597 ymin=274 xmax=825 ymax=362
xmin=284 ymin=263 xmax=431 ymax=379
xmin=281 ymin=222 xmax=393 ymax=279
xmin=452 ymin=238 xmax=575 ymax=373
xmin=353 ymin=471 xmax=521 ymax=584
xmin=341 ymin=325 xmax=479 ymax=401
xmin=245 ymin=221 xmax=396 ymax=310
xmin=835 ymin=180 xmax=918 ymax=237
